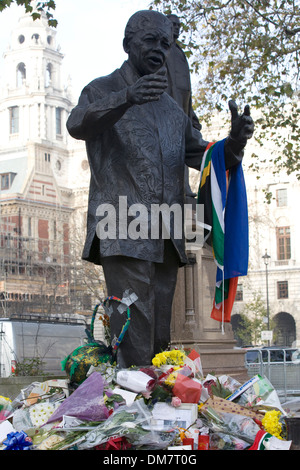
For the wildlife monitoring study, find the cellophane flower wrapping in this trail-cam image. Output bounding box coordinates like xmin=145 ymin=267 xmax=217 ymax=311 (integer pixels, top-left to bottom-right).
xmin=47 ymin=372 xmax=113 ymax=423
xmin=232 ymin=375 xmax=285 ymax=414
xmin=209 ymin=432 xmax=250 ymax=450
xmin=10 ymin=380 xmax=69 ymax=431
xmin=77 ymin=399 xmax=153 ymax=450
xmin=0 ymin=396 xmax=13 ymax=422
xmin=200 ymin=405 xmax=260 ymax=444
xmin=115 ymin=369 xmax=156 ymax=393
xmin=219 ymin=412 xmax=260 ymax=443
xmin=13 ymin=401 xmax=60 ymax=431
xmin=10 ymin=379 xmax=68 ymax=411
xmin=184 ymin=349 xmax=203 ymax=379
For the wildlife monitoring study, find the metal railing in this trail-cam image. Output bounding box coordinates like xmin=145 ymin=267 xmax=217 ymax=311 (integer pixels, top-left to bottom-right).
xmin=245 ymin=348 xmax=300 ymax=402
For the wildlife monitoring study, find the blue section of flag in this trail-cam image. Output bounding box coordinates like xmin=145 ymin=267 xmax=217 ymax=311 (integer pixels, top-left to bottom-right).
xmin=212 ymin=139 xmax=249 ymax=284
xmin=224 ymin=155 xmax=249 ymax=279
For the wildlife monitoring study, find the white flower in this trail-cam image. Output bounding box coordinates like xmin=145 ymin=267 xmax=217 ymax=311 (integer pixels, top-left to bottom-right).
xmin=29 ymin=402 xmax=57 ymax=427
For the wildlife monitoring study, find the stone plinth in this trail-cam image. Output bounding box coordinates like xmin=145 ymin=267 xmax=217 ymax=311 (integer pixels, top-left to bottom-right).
xmin=171 ymin=245 xmax=248 ymax=382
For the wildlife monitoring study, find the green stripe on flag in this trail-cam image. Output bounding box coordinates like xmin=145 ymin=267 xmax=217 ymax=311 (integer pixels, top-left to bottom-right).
xmin=215 ymin=279 xmax=229 ymax=305
xmin=212 ymin=203 xmax=224 ymax=268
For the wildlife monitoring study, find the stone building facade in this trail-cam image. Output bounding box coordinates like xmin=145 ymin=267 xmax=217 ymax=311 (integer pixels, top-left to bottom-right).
xmin=0 ymin=9 xmax=105 ymax=318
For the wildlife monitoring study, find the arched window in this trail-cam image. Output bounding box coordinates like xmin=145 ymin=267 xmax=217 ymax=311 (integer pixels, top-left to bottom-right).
xmin=17 ymin=62 xmax=26 ymax=87
xmin=46 ymin=63 xmax=52 ymax=87
xmin=273 ymin=312 xmax=296 ymax=347
xmin=32 ymin=33 xmax=40 ymax=44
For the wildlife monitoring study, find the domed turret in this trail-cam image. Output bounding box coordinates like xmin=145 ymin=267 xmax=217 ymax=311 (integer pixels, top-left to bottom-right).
xmin=11 ymin=6 xmax=57 ymax=51
xmin=0 ymin=4 xmax=72 ymax=147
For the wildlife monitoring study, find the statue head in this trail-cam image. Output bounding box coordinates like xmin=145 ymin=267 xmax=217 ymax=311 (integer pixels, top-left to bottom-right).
xmin=166 ymin=14 xmax=181 ymax=41
xmin=123 ymin=10 xmax=173 ymax=76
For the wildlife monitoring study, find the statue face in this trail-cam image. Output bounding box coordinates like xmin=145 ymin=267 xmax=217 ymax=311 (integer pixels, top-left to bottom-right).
xmin=168 ymin=15 xmax=181 ymax=40
xmin=126 ymin=24 xmax=172 ymax=76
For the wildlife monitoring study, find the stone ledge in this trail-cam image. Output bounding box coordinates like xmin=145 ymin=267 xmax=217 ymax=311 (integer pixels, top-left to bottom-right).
xmin=0 ymin=375 xmax=67 ymax=400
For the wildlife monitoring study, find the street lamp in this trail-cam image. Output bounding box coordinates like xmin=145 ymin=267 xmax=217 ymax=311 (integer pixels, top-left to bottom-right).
xmin=262 ymin=249 xmax=271 ymax=345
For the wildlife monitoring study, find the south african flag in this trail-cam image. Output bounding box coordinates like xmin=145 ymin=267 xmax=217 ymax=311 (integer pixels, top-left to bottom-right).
xmin=197 ymin=139 xmax=249 ymax=329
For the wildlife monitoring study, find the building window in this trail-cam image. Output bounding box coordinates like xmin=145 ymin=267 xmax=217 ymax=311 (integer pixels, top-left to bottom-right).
xmin=32 ymin=33 xmax=40 ymax=44
xmin=1 ymin=174 xmax=9 ymax=190
xmin=276 ymin=188 xmax=287 ymax=207
xmin=276 ymin=226 xmax=291 ymax=260
xmin=9 ymin=106 xmax=19 ymax=134
xmin=1 ymin=172 xmax=16 ymax=190
xmin=56 ymin=107 xmax=62 ymax=135
xmin=16 ymin=62 xmax=26 ymax=87
xmin=46 ymin=63 xmax=52 ymax=87
xmin=44 ymin=153 xmax=51 ymax=162
xmin=277 ymin=281 xmax=288 ymax=299
xmin=235 ymin=284 xmax=243 ymax=301
xmin=28 ymin=217 xmax=32 ymax=237
xmin=53 ymin=220 xmax=57 ymax=240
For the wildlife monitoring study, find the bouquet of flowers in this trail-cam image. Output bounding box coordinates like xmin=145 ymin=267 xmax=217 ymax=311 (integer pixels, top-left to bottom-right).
xmin=12 ymin=400 xmax=61 ymax=432
xmin=227 ymin=375 xmax=285 ymax=415
xmin=262 ymin=410 xmax=283 ymax=439
xmin=151 ymin=349 xmax=203 ymax=404
xmin=47 ymin=372 xmax=121 ymax=424
xmin=209 ymin=432 xmax=250 ymax=450
xmin=152 ymin=349 xmax=187 ymax=369
xmin=61 ymin=400 xmax=153 ymax=450
xmin=115 ymin=368 xmax=157 ymax=394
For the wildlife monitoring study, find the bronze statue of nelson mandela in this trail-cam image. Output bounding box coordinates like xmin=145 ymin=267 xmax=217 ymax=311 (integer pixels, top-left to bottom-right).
xmin=67 ymin=10 xmax=254 ymax=368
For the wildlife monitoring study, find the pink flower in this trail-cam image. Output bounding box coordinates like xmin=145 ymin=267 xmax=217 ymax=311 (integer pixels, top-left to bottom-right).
xmin=171 ymin=396 xmax=182 ymax=407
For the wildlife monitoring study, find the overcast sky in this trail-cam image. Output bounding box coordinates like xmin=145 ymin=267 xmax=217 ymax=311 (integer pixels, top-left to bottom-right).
xmin=0 ymin=0 xmax=156 ymax=99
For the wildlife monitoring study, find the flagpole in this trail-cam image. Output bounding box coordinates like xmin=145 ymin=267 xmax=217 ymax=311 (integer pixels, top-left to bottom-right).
xmin=262 ymin=249 xmax=271 ymax=346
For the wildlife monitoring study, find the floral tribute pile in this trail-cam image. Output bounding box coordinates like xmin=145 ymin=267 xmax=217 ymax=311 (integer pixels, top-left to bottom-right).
xmin=0 ymin=348 xmax=296 ymax=451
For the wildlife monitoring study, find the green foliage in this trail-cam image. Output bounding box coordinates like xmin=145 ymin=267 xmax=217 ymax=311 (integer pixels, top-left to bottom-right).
xmin=151 ymin=0 xmax=300 ymax=178
xmin=232 ymin=313 xmax=253 ymax=347
xmin=210 ymin=378 xmax=232 ymax=399
xmin=234 ymin=293 xmax=269 ymax=346
xmin=0 ymin=0 xmax=57 ymax=27
xmin=14 ymin=357 xmax=46 ymax=376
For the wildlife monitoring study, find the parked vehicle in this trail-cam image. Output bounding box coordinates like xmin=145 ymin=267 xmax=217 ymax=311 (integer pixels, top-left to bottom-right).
xmin=0 ymin=314 xmax=88 ymax=377
xmin=245 ymin=346 xmax=300 ymax=364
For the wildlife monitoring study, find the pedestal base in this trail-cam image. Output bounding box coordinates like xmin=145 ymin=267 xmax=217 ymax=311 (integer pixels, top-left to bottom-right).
xmin=171 ymin=339 xmax=248 ymax=383
xmin=171 ymin=245 xmax=248 ymax=382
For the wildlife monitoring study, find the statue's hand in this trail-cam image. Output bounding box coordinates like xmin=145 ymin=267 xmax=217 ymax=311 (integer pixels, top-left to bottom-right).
xmin=127 ymin=69 xmax=168 ymax=105
xmin=229 ymin=100 xmax=254 ymax=146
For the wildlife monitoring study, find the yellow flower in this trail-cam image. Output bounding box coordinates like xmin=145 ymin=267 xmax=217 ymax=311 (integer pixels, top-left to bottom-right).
xmin=152 ymin=349 xmax=186 ymax=368
xmin=152 ymin=357 xmax=161 ymax=368
xmin=169 ymin=350 xmax=178 ymax=359
xmin=164 ymin=372 xmax=178 ymax=387
xmin=262 ymin=410 xmax=283 ymax=439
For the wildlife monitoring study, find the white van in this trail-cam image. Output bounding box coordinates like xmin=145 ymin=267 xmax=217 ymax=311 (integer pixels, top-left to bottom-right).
xmin=0 ymin=314 xmax=88 ymax=377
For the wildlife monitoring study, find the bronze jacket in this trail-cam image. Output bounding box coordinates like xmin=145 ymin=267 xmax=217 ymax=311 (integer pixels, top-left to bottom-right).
xmin=67 ymin=60 xmax=242 ymax=266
